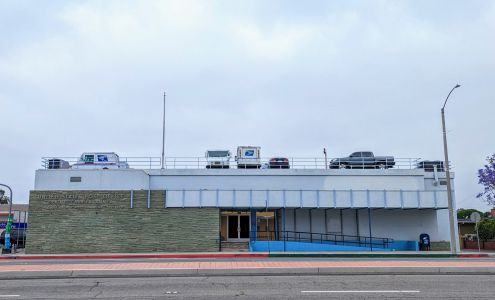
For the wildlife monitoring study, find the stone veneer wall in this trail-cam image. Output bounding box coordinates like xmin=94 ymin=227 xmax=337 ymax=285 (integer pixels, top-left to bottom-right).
xmin=430 ymin=241 xmax=451 ymax=251
xmin=26 ymin=191 xmax=219 ymax=254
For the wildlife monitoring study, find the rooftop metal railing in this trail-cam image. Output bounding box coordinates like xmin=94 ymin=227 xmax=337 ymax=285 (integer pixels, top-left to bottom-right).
xmin=41 ymin=156 xmax=444 ymax=170
xmin=162 ymin=157 xmax=422 ymax=169
xmin=41 ymin=157 xmax=161 ymax=170
xmin=120 ymin=157 xmax=162 ymax=169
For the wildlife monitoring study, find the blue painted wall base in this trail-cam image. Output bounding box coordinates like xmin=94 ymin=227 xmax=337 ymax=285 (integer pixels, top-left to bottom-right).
xmin=250 ymin=240 xmax=419 ymax=252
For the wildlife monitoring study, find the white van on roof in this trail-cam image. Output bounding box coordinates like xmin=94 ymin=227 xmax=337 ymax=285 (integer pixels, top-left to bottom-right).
xmin=72 ymin=152 xmax=129 ymax=169
xmin=205 ymin=150 xmax=231 ymax=169
xmin=236 ymin=146 xmax=261 ymax=169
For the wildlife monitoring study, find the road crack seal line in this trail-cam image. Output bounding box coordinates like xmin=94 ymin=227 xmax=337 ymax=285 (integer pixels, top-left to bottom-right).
xmin=89 ymin=281 xmax=100 ymax=292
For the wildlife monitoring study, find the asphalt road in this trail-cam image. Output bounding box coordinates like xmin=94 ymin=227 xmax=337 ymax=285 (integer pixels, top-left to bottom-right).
xmin=0 ymin=274 xmax=493 ymax=299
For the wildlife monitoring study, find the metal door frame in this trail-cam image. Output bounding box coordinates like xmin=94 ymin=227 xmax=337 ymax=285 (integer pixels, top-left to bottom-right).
xmin=226 ymin=214 xmax=250 ymax=241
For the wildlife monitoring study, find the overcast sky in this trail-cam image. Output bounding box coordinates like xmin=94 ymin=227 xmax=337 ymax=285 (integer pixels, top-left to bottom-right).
xmin=0 ymin=0 xmax=494 ymax=210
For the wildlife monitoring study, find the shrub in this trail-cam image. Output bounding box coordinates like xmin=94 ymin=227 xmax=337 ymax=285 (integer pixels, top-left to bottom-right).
xmin=476 ymin=219 xmax=495 ymax=241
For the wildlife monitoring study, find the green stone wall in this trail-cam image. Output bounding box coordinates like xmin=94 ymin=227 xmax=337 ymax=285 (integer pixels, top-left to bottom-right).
xmin=26 ymin=191 xmax=220 ymax=254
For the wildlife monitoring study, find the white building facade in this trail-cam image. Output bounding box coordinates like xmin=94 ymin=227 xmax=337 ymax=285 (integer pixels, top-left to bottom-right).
xmin=32 ymin=166 xmax=459 ymax=252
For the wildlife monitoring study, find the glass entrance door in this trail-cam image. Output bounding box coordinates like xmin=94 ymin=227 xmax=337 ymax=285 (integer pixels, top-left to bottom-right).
xmin=228 ymin=215 xmax=239 ymax=239
xmin=239 ymin=215 xmax=250 ymax=239
xmin=227 ymin=215 xmax=250 ymax=240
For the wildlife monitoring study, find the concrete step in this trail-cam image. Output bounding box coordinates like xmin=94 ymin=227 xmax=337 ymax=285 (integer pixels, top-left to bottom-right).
xmin=221 ymin=242 xmax=249 ymax=252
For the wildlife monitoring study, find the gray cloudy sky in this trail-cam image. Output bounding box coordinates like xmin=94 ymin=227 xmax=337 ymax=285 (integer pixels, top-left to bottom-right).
xmin=1 ymin=0 xmax=494 ymax=210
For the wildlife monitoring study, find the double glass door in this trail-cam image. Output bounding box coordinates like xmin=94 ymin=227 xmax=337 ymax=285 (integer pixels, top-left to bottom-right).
xmin=228 ymin=215 xmax=250 ymax=240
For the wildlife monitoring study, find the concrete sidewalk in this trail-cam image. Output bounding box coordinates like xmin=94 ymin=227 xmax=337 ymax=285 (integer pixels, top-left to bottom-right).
xmin=1 ymin=259 xmax=495 ymax=279
xmin=1 ymin=251 xmax=493 ymax=260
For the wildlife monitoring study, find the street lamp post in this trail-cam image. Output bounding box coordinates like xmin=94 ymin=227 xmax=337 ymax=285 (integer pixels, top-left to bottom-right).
xmin=441 ymin=84 xmax=460 ymax=255
xmin=0 ymin=183 xmax=13 ymax=252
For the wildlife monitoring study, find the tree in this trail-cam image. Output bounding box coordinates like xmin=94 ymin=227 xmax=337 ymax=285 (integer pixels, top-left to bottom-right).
xmin=477 ymin=154 xmax=495 ymax=206
xmin=457 ymin=208 xmax=482 ymax=220
xmin=476 ymin=219 xmax=495 ymax=241
xmin=0 ymin=195 xmax=9 ymax=205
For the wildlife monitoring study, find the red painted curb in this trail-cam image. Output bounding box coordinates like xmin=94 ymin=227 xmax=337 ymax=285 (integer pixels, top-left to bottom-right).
xmin=0 ymin=253 xmax=269 ymax=260
xmin=457 ymin=253 xmax=490 ymax=258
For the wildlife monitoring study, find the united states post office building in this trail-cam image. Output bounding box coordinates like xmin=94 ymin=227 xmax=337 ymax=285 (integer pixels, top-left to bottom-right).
xmin=27 ymin=166 xmax=459 ymax=254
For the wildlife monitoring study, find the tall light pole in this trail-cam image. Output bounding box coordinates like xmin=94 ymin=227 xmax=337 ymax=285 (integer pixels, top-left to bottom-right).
xmin=161 ymin=92 xmax=166 ymax=169
xmin=0 ymin=183 xmax=13 ymax=252
xmin=441 ymin=84 xmax=460 ymax=255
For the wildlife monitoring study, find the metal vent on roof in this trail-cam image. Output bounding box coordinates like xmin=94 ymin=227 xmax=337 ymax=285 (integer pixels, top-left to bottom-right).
xmin=70 ymin=176 xmax=82 ymax=183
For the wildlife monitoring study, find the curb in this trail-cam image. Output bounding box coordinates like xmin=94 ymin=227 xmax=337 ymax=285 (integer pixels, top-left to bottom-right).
xmin=268 ymin=253 xmax=457 ymax=258
xmin=1 ymin=252 xmax=492 ymax=260
xmin=0 ymin=253 xmax=269 ymax=260
xmin=457 ymin=253 xmax=490 ymax=258
xmin=1 ymin=266 xmax=495 ymax=280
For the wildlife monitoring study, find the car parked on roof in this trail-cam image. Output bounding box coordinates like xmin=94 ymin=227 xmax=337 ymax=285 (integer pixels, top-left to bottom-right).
xmin=416 ymin=160 xmax=445 ymax=172
xmin=268 ymin=157 xmax=290 ymax=169
xmin=329 ymin=151 xmax=395 ymax=169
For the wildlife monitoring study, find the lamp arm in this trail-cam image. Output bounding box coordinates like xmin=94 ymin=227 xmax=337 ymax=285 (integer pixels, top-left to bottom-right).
xmin=442 ymin=84 xmax=460 ymax=110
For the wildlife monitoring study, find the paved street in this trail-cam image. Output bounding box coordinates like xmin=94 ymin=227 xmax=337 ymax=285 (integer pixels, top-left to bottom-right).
xmin=1 ymin=257 xmax=495 ymax=298
xmin=0 ymin=274 xmax=494 ymax=299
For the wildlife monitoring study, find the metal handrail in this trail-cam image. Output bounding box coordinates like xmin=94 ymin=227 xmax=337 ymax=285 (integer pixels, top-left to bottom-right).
xmin=250 ymin=230 xmax=393 ymax=249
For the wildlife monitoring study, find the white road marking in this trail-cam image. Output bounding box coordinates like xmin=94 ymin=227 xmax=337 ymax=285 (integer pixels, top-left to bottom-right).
xmin=301 ymin=290 xmax=420 ymax=293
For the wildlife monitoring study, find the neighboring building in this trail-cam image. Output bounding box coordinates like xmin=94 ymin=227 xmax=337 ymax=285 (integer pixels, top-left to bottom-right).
xmin=0 ymin=204 xmax=28 ymax=232
xmin=26 ymin=156 xmax=459 ymax=254
xmin=0 ymin=204 xmax=29 ymax=249
xmin=457 ymin=219 xmax=476 ymax=248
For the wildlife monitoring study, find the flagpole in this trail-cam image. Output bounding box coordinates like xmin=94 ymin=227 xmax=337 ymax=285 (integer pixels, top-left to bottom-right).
xmin=161 ymin=92 xmax=166 ymax=169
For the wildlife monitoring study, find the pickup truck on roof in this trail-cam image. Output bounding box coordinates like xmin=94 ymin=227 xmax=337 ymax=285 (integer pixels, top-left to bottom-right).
xmin=329 ymin=151 xmax=395 ymax=169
